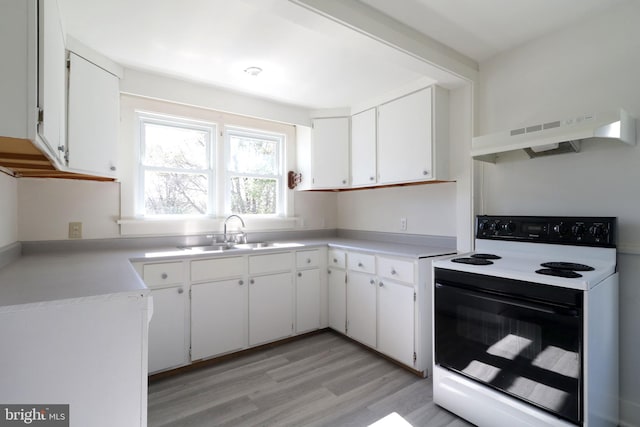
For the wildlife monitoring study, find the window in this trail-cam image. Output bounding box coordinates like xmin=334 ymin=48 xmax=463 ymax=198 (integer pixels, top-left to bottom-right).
xmin=137 ymin=112 xmax=285 ymax=218
xmin=139 ymin=115 xmax=215 ymax=216
xmin=225 ymin=128 xmax=284 ymax=215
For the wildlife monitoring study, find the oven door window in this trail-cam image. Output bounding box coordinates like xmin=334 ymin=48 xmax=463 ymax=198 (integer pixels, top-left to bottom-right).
xmin=434 ymin=270 xmax=583 ymax=425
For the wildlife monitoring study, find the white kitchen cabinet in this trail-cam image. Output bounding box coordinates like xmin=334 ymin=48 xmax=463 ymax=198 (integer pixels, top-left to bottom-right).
xmin=351 ymin=108 xmax=377 ymax=187
xmin=0 ymin=0 xmax=66 ymax=163
xmin=377 ymin=86 xmax=449 ymax=184
xmin=297 ymin=117 xmax=350 ymax=190
xmin=67 ymin=52 xmax=119 ymax=177
xmin=328 ymin=248 xmax=347 ymax=333
xmin=138 ymin=261 xmax=189 ymax=374
xmin=295 ymin=249 xmax=322 ymax=333
xmin=296 ymin=268 xmax=321 ymax=333
xmin=377 ymin=278 xmax=415 ymax=367
xmin=249 ymin=272 xmax=293 ymax=345
xmin=148 ymin=286 xmax=188 ymax=373
xmin=191 ymin=278 xmax=248 ymax=360
xmin=346 ymin=270 xmax=377 ymax=348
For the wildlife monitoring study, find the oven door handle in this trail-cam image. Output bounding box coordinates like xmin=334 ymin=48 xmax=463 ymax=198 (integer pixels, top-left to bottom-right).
xmin=436 ymin=283 xmax=580 ymax=317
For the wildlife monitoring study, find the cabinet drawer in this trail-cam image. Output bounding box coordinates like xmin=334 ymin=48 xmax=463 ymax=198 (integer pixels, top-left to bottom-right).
xmin=249 ymin=252 xmax=293 ymax=275
xmin=191 ymin=256 xmax=245 ymax=283
xmin=143 ymin=262 xmax=183 ymax=287
xmin=328 ymin=249 xmax=346 ymax=269
xmin=296 ymin=250 xmax=320 ymax=269
xmin=377 ymin=256 xmax=415 ymax=283
xmin=347 ymin=252 xmax=375 ymax=274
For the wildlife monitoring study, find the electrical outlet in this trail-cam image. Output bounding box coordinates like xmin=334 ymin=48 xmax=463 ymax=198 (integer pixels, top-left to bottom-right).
xmin=69 ymin=222 xmax=82 ymax=239
xmin=400 ymin=217 xmax=407 ymax=231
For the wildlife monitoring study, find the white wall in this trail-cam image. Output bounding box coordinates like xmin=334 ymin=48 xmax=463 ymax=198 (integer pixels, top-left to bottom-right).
xmin=0 ymin=173 xmax=18 ymax=247
xmin=476 ymin=1 xmax=640 ymax=425
xmin=337 ymin=183 xmax=456 ymax=236
xmin=17 ymin=179 xmax=120 ymax=241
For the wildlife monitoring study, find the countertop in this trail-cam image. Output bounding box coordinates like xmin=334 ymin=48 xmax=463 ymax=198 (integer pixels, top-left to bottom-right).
xmin=0 ymin=237 xmax=456 ymax=310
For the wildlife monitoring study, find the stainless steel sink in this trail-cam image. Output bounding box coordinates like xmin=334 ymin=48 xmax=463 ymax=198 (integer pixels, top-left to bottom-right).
xmin=178 ymin=243 xmax=238 ymax=252
xmin=234 ymin=242 xmax=275 ymax=249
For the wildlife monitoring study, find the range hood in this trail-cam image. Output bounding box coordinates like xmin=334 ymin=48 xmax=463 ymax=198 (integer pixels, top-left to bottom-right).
xmin=472 ymin=109 xmax=637 ymax=162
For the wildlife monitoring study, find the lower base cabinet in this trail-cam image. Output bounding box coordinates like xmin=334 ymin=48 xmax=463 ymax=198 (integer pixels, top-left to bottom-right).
xmin=296 ymin=268 xmax=321 ymax=333
xmin=346 ymin=270 xmax=377 ymax=348
xmin=191 ymin=278 xmax=248 ymax=361
xmin=328 ymin=267 xmax=347 ymax=333
xmin=148 ymin=286 xmax=188 ymax=373
xmin=249 ymin=272 xmax=293 ymax=345
xmin=377 ymin=279 xmax=415 ymax=367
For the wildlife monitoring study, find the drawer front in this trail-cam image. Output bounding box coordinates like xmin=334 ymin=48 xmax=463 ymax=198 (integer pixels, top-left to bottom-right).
xmin=377 ymin=256 xmax=415 ymax=284
xmin=143 ymin=262 xmax=183 ymax=287
xmin=328 ymin=249 xmax=346 ymax=269
xmin=249 ymin=252 xmax=293 ymax=275
xmin=296 ymin=250 xmax=320 ymax=269
xmin=191 ymin=256 xmax=245 ymax=283
xmin=347 ymin=252 xmax=375 ymax=274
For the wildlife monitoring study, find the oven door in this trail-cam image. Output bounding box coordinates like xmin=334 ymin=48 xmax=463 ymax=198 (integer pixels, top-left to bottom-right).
xmin=434 ymin=268 xmax=584 ymax=425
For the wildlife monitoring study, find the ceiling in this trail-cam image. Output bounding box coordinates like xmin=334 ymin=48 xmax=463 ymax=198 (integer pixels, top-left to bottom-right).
xmin=56 ymin=0 xmax=626 ymax=110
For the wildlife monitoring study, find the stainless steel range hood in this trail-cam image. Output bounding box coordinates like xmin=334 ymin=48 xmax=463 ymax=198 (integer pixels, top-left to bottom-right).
xmin=472 ymin=109 xmax=637 ymax=162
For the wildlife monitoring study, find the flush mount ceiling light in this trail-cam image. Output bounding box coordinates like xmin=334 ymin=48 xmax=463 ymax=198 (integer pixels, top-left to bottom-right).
xmin=244 ymin=66 xmax=263 ymax=77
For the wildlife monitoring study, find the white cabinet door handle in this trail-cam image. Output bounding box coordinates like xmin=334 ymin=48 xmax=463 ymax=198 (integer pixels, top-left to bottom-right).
xmin=238 ymin=280 xmax=244 ymax=286
xmin=161 ymin=273 xmax=168 ymax=279
xmin=358 ymin=262 xmax=363 ymax=267
xmin=177 ymin=287 xmax=184 ymax=294
xmin=379 ymin=282 xmax=384 ymax=287
xmin=250 ymin=279 xmax=255 ymax=285
xmin=307 ymin=258 xmax=311 ymax=264
xmin=369 ymin=279 xmax=375 ymax=285
xmin=298 ymin=272 xmax=302 ymax=277
xmin=391 ymin=269 xmax=397 ymax=275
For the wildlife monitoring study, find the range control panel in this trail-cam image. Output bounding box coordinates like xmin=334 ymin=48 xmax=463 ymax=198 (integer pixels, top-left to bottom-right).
xmin=476 ymin=215 xmax=616 ymax=247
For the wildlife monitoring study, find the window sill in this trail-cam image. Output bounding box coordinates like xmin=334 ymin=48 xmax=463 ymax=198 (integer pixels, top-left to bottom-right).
xmin=117 ymin=216 xmax=300 ymax=236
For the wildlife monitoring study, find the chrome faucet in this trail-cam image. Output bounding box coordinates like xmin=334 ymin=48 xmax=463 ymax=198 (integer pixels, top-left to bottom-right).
xmin=223 ymin=215 xmax=246 ymax=243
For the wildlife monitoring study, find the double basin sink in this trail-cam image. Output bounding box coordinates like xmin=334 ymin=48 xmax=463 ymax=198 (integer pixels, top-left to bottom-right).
xmin=179 ymin=241 xmax=303 ymax=253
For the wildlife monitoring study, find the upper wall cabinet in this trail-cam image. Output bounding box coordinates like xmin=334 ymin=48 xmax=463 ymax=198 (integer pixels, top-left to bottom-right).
xmin=350 ymin=108 xmax=377 ymax=187
xmin=297 ymin=117 xmax=350 ymax=190
xmin=67 ymin=52 xmax=119 ymax=178
xmin=0 ymin=0 xmax=66 ymax=163
xmin=378 ymin=86 xmax=449 ymax=184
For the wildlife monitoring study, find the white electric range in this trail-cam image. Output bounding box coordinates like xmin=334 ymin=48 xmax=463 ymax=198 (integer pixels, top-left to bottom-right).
xmin=432 ymin=215 xmax=619 ymax=427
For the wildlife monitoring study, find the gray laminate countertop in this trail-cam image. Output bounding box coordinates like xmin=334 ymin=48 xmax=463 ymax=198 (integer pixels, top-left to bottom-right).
xmin=0 ymin=236 xmax=455 ymax=309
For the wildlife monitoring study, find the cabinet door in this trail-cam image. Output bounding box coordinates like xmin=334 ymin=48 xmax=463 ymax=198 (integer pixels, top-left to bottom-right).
xmin=295 ymin=269 xmax=321 ymax=333
xmin=38 ymin=0 xmax=66 ymax=161
xmin=191 ymin=278 xmax=248 ymax=360
xmin=328 ymin=268 xmax=346 ymax=333
xmin=378 ymin=280 xmax=415 ymax=367
xmin=378 ymin=88 xmax=433 ymax=184
xmin=351 ymin=108 xmax=377 ymax=187
xmin=67 ymin=52 xmax=119 ymax=177
xmin=311 ymin=117 xmax=350 ymax=188
xmin=346 ymin=271 xmax=377 ymax=348
xmin=249 ymin=272 xmax=293 ymax=345
xmin=148 ymin=286 xmax=187 ymax=373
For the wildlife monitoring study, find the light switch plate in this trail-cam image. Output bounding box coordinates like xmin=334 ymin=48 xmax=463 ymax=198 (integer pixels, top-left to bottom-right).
xmin=69 ymin=222 xmax=82 ymax=239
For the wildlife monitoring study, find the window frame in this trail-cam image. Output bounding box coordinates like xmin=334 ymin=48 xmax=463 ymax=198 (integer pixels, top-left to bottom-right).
xmin=136 ymin=112 xmax=217 ymax=217
xmin=223 ymin=126 xmax=286 ymax=217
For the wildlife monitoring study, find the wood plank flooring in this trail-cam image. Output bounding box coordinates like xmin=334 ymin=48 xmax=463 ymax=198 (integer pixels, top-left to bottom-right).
xmin=148 ymin=331 xmax=474 ymax=427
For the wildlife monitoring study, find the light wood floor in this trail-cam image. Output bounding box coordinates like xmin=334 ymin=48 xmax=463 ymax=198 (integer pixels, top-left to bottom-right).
xmin=148 ymin=330 xmax=474 ymax=427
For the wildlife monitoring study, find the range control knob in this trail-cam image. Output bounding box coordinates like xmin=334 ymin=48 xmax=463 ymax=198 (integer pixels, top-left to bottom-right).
xmin=501 ymin=222 xmax=516 ymax=233
xmin=553 ymin=223 xmax=570 ymax=236
xmin=478 ymin=221 xmax=488 ymax=231
xmin=489 ymin=221 xmax=500 ymax=232
xmin=589 ymin=224 xmax=606 ymax=239
xmin=571 ymin=224 xmax=586 ymax=237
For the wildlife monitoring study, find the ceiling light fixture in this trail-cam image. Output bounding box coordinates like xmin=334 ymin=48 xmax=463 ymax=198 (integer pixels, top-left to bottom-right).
xmin=244 ymin=66 xmax=263 ymax=77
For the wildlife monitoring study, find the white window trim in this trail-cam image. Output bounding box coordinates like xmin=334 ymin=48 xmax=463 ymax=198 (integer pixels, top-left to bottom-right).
xmin=136 ymin=112 xmax=217 ymax=217
xmin=118 ymin=96 xmax=298 ymax=237
xmin=224 ymin=126 xmax=286 ymax=217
